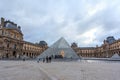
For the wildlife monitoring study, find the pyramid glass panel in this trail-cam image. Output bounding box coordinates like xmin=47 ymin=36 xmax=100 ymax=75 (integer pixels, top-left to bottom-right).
xmin=37 ymin=37 xmax=79 ymax=59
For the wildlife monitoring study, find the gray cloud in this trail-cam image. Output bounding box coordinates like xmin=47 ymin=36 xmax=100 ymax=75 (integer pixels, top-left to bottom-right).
xmin=0 ymin=0 xmax=120 ymax=47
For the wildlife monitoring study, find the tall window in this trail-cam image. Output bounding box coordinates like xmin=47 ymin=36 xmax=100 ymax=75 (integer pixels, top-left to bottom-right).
xmin=7 ymin=32 xmax=10 ymax=37
xmin=14 ymin=44 xmax=17 ymax=49
xmin=14 ymin=34 xmax=16 ymax=39
xmin=7 ymin=43 xmax=9 ymax=48
xmin=2 ymin=30 xmax=4 ymax=35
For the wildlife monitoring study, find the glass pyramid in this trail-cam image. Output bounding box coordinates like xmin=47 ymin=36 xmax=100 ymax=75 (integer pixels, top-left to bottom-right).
xmin=111 ymin=53 xmax=120 ymax=59
xmin=37 ymin=37 xmax=79 ymax=59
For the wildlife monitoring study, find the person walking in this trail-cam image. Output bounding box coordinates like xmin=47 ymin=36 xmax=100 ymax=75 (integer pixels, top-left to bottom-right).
xmin=46 ymin=56 xmax=48 ymax=63
xmin=43 ymin=58 xmax=45 ymax=63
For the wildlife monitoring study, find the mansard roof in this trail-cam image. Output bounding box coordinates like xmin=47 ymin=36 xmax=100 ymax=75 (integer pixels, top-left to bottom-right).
xmin=5 ymin=22 xmax=22 ymax=33
xmin=79 ymin=47 xmax=95 ymax=49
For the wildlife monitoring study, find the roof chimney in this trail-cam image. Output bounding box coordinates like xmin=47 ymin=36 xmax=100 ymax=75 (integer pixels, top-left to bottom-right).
xmin=18 ymin=26 xmax=21 ymax=30
xmin=1 ymin=17 xmax=5 ymax=27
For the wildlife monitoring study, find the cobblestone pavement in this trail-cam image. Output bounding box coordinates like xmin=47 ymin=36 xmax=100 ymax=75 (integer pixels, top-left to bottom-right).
xmin=0 ymin=60 xmax=120 ymax=80
xmin=0 ymin=61 xmax=53 ymax=80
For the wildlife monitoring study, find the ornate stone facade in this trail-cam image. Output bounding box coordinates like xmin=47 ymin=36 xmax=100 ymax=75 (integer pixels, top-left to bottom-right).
xmin=72 ymin=36 xmax=120 ymax=58
xmin=0 ymin=17 xmax=47 ymax=59
xmin=22 ymin=41 xmax=47 ymax=58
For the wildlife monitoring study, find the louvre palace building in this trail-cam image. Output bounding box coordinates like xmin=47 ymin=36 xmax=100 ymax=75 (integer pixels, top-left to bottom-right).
xmin=0 ymin=17 xmax=48 ymax=59
xmin=71 ymin=36 xmax=120 ymax=58
xmin=0 ymin=17 xmax=120 ymax=59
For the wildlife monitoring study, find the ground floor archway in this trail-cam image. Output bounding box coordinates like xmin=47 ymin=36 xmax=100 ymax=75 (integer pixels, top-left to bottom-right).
xmin=13 ymin=51 xmax=16 ymax=58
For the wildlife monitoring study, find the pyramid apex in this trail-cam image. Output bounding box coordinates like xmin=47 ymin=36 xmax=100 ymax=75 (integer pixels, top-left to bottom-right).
xmin=51 ymin=37 xmax=69 ymax=48
xmin=60 ymin=37 xmax=65 ymax=40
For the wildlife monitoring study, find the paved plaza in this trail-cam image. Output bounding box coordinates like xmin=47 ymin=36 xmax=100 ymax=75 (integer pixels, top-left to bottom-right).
xmin=0 ymin=60 xmax=120 ymax=80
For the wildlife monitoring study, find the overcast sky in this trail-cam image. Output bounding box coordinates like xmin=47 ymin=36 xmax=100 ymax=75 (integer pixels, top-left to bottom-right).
xmin=0 ymin=0 xmax=120 ymax=47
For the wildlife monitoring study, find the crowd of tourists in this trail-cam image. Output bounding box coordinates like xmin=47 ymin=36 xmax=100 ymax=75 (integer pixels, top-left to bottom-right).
xmin=37 ymin=56 xmax=52 ymax=63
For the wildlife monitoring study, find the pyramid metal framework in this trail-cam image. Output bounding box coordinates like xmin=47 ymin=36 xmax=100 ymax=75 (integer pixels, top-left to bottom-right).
xmin=37 ymin=37 xmax=79 ymax=59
